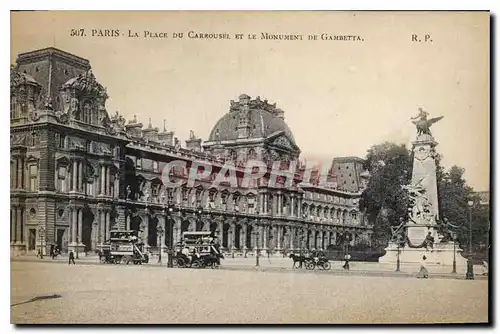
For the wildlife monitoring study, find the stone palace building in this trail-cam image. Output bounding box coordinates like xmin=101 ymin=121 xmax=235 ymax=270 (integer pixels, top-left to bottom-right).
xmin=10 ymin=47 xmax=373 ymax=256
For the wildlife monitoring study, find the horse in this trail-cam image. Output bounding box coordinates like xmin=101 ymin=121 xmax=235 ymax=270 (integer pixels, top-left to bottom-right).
xmin=289 ymin=254 xmax=308 ymax=269
xmin=195 ymin=253 xmax=225 ymax=269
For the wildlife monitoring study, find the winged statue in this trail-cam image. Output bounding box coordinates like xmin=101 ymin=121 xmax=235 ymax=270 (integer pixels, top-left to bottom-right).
xmin=411 ymin=108 xmax=444 ymax=136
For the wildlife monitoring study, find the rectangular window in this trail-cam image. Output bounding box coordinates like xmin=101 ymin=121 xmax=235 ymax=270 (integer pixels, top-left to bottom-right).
xmin=29 ymin=165 xmax=38 ymax=191
xmin=58 ymin=166 xmax=67 ymax=192
xmin=136 ymin=158 xmax=142 ymax=170
xmin=86 ymin=182 xmax=93 ymax=197
xmin=153 ymin=161 xmax=159 ymax=172
xmin=31 ymin=133 xmax=38 ymax=147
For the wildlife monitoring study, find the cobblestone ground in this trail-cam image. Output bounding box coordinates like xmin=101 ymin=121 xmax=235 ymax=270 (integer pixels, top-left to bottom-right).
xmin=11 ymin=261 xmax=488 ymax=324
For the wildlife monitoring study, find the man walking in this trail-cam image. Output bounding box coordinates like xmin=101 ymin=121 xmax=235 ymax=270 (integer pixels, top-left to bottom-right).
xmin=342 ymin=253 xmax=351 ymax=270
xmin=68 ymin=250 xmax=76 ymax=265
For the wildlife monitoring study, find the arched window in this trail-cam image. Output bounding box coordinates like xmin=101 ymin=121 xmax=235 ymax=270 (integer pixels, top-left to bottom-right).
xmin=248 ymin=149 xmax=257 ymax=160
xmin=31 ymin=132 xmax=38 ymax=147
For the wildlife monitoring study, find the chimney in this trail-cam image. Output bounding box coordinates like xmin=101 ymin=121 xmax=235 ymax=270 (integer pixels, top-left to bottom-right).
xmin=142 ymin=118 xmax=159 ymax=142
xmin=185 ymin=130 xmax=202 ymax=152
xmin=158 ymin=120 xmax=174 ymax=146
xmin=125 ymin=115 xmax=143 ymax=138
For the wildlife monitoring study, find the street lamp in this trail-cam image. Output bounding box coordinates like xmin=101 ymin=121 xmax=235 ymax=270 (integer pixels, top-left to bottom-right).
xmin=300 ymin=233 xmax=305 ymax=269
xmin=254 ymin=228 xmax=260 ymax=267
xmin=167 ymin=203 xmax=175 ymax=268
xmin=38 ymin=226 xmax=45 ymax=259
xmin=396 ymin=242 xmax=401 ymax=272
xmin=76 ymin=235 xmax=79 ymax=259
xmin=466 ymin=200 xmax=474 ymax=280
xmin=157 ymin=224 xmax=164 ymax=264
xmin=451 ymin=231 xmax=457 ymax=274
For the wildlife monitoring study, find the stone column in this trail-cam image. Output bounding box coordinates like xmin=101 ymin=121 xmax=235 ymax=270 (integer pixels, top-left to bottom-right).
xmin=158 ymin=215 xmax=166 ymax=249
xmin=106 ymin=167 xmax=111 ymax=197
xmin=289 ymin=227 xmax=295 ymax=250
xmin=126 ymin=212 xmax=131 ymax=230
xmin=91 ymin=222 xmax=97 ymax=250
xmin=229 ymin=222 xmax=236 ymax=249
xmin=264 ymin=194 xmax=268 ymax=214
xmin=143 ymin=214 xmax=149 ymax=248
xmin=78 ymin=208 xmax=83 ymax=245
xmin=16 ymin=207 xmax=23 ymax=244
xmin=243 ymin=224 xmax=248 ymax=249
xmin=277 ymin=225 xmax=282 ymax=250
xmin=272 ymin=195 xmax=277 ymax=216
xmin=99 ymin=210 xmax=105 ymax=244
xmin=262 ymin=224 xmax=268 ymax=250
xmin=105 ymin=211 xmax=111 ymax=241
xmin=238 ymin=225 xmax=244 ymax=250
xmin=290 ymin=196 xmax=294 ymax=217
xmin=72 ymin=160 xmax=78 ymax=191
xmin=100 ymin=165 xmax=105 ymax=195
xmin=78 ymin=161 xmax=83 ymax=192
xmin=276 ymin=194 xmax=281 ymax=215
xmin=257 ymin=225 xmax=263 ymax=249
xmin=19 ymin=157 xmax=24 ymax=189
xmin=71 ymin=208 xmax=77 ymax=244
xmin=217 ymin=220 xmax=223 ymax=245
xmin=11 ymin=207 xmax=17 ymax=243
xmin=250 ymin=225 xmax=255 ymax=249
xmin=295 ymin=198 xmax=302 ymax=217
xmin=14 ymin=157 xmax=18 ymax=189
xmin=319 ymin=230 xmax=324 ymax=250
xmin=114 ymin=174 xmax=119 ymax=198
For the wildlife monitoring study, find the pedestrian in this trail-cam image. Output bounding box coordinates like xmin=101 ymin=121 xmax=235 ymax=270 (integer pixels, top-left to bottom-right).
xmin=417 ymin=255 xmax=428 ymax=278
xmin=482 ymin=260 xmax=488 ymax=276
xmin=342 ymin=253 xmax=351 ymax=270
xmin=68 ymin=250 xmax=76 ymax=265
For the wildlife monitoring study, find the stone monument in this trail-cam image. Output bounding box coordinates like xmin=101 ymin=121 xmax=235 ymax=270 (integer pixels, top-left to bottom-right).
xmin=379 ymin=108 xmax=467 ymax=266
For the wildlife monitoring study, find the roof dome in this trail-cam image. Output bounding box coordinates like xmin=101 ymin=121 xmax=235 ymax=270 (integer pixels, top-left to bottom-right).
xmin=208 ymin=95 xmax=296 ymax=143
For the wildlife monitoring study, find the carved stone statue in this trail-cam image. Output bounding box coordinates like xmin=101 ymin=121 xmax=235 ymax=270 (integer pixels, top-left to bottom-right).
xmin=69 ymin=97 xmax=79 ymax=118
xmin=402 ymin=181 xmax=434 ymax=224
xmin=411 ymin=107 xmax=444 ymax=136
xmin=390 ymin=218 xmax=406 ymax=244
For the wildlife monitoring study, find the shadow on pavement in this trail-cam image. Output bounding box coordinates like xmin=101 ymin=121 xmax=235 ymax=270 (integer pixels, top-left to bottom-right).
xmin=11 ymin=294 xmax=62 ymax=307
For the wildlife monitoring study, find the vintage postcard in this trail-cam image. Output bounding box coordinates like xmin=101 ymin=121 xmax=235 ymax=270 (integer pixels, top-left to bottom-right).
xmin=10 ymin=11 xmax=490 ymax=324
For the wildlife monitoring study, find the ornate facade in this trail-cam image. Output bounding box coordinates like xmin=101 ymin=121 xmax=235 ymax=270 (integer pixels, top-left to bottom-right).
xmin=10 ymin=47 xmax=373 ymax=256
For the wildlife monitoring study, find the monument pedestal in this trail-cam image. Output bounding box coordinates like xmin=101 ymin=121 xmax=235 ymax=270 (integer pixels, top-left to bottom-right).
xmin=379 ymin=242 xmax=467 ymax=266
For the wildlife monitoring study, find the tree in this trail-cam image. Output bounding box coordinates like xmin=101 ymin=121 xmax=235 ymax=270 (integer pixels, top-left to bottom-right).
xmin=360 ymin=142 xmax=412 ymax=248
xmin=437 ymin=163 xmax=490 ymax=257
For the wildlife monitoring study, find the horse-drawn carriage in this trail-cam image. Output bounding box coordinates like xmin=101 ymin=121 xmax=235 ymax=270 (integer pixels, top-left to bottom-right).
xmin=289 ymin=251 xmax=331 ymax=270
xmin=98 ymin=230 xmax=149 ymax=265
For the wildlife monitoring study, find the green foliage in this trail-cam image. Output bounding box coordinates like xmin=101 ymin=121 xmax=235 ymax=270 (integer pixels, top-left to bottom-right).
xmin=361 ymin=142 xmax=412 ymax=248
xmin=437 ymin=162 xmax=490 ymax=253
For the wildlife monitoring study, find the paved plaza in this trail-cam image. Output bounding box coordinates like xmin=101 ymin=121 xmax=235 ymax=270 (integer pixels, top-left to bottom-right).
xmin=11 ymin=260 xmax=488 ymax=324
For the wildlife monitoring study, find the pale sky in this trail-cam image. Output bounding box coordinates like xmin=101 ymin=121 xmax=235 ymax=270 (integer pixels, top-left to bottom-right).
xmin=11 ymin=11 xmax=490 ymax=190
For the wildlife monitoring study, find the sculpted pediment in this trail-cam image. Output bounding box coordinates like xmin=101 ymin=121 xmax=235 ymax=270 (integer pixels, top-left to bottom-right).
xmin=266 ymin=133 xmax=298 ymax=152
